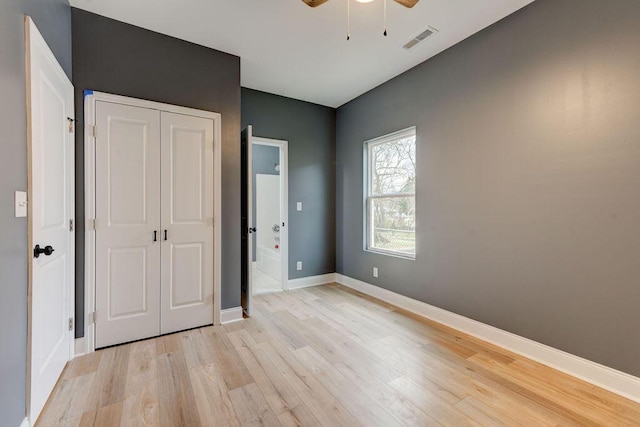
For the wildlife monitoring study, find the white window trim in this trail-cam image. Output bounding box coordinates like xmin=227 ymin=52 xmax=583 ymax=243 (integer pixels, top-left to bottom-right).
xmin=364 ymin=127 xmax=416 ymax=260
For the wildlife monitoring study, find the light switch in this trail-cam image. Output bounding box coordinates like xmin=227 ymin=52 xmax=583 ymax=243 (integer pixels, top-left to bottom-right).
xmin=296 ymin=202 xmax=303 ymax=211
xmin=15 ymin=191 xmax=27 ymax=218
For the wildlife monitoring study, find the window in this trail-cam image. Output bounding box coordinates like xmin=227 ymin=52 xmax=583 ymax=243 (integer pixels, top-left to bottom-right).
xmin=365 ymin=127 xmax=416 ymax=258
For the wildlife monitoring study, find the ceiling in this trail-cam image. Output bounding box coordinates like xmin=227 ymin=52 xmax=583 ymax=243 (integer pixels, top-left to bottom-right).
xmin=69 ymin=0 xmax=534 ymax=107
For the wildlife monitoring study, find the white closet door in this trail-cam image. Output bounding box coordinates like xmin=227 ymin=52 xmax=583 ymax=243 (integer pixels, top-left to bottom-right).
xmin=160 ymin=112 xmax=214 ymax=334
xmin=95 ymin=102 xmax=161 ymax=348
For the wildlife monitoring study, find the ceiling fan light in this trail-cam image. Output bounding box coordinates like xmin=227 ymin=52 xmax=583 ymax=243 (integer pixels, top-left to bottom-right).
xmin=355 ymin=0 xmax=376 ymax=3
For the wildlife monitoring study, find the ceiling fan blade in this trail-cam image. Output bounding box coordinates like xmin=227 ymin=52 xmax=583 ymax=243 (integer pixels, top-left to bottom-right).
xmin=393 ymin=0 xmax=420 ymax=8
xmin=301 ymin=0 xmax=330 ymax=7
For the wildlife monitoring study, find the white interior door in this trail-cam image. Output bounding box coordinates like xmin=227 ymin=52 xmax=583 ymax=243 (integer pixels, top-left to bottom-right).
xmin=160 ymin=112 xmax=214 ymax=334
xmin=95 ymin=102 xmax=161 ymax=348
xmin=27 ymin=17 xmax=74 ymax=424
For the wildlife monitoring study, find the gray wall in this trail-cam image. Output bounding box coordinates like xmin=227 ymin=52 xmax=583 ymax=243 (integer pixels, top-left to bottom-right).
xmin=0 ymin=0 xmax=71 ymax=423
xmin=72 ymin=9 xmax=241 ymax=337
xmin=252 ymin=144 xmax=280 ymax=261
xmin=242 ymin=88 xmax=336 ymax=280
xmin=336 ymin=0 xmax=640 ymax=377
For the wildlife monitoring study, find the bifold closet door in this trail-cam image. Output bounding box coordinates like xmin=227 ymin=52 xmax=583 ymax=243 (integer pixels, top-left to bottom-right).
xmin=160 ymin=112 xmax=215 ymax=334
xmin=95 ymin=102 xmax=161 ymax=348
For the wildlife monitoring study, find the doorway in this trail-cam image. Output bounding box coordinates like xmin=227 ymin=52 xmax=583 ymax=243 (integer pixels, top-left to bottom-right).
xmin=241 ymin=127 xmax=288 ymax=315
xmin=252 ymin=137 xmax=289 ymax=295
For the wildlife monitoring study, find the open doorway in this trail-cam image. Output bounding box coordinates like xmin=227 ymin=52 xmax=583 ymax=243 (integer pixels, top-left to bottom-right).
xmin=251 ymin=137 xmax=288 ymax=295
xmin=241 ymin=127 xmax=289 ymax=315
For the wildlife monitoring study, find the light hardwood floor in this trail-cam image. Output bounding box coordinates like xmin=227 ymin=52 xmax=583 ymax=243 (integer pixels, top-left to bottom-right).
xmin=38 ymin=283 xmax=640 ymax=426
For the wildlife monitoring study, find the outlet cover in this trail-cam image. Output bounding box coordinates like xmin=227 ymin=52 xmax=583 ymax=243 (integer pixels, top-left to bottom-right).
xmin=296 ymin=202 xmax=303 ymax=211
xmin=373 ymin=267 xmax=379 ymax=278
xmin=297 ymin=261 xmax=303 ymax=271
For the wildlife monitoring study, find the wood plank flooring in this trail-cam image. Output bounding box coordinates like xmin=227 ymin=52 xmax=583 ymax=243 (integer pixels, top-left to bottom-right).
xmin=38 ymin=283 xmax=640 ymax=426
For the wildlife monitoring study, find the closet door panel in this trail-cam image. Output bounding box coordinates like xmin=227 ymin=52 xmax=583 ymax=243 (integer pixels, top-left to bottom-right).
xmin=160 ymin=112 xmax=214 ymax=334
xmin=95 ymin=101 xmax=161 ymax=348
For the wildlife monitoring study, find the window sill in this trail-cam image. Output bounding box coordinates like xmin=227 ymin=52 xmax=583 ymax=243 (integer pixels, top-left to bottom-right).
xmin=365 ymin=248 xmax=415 ymax=261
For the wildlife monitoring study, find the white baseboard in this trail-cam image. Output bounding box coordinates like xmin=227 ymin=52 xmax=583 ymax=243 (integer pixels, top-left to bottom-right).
xmin=220 ymin=306 xmax=244 ymax=324
xmin=287 ymin=273 xmax=337 ymax=290
xmin=74 ymin=337 xmax=87 ymax=358
xmin=19 ymin=417 xmax=29 ymax=427
xmin=335 ymin=273 xmax=640 ymax=404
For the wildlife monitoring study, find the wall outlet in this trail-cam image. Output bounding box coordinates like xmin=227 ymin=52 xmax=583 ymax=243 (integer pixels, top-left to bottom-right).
xmin=296 ymin=202 xmax=303 ymax=211
xmin=373 ymin=267 xmax=379 ymax=278
xmin=297 ymin=261 xmax=303 ymax=271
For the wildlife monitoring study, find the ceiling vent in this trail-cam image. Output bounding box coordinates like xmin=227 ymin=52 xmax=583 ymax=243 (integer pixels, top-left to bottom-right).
xmin=403 ymin=26 xmax=438 ymax=50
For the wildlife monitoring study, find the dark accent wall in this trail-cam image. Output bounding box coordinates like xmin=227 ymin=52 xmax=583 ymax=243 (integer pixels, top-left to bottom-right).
xmin=0 ymin=0 xmax=71 ymax=424
xmin=242 ymin=88 xmax=336 ymax=280
xmin=72 ymin=9 xmax=241 ymax=337
xmin=336 ymin=0 xmax=640 ymax=377
xmin=252 ymin=144 xmax=280 ymax=261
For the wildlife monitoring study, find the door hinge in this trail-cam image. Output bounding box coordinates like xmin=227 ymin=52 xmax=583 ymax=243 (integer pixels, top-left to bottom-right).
xmin=68 ymin=317 xmax=74 ymax=331
xmin=69 ymin=219 xmax=74 ymax=232
xmin=88 ymin=312 xmax=96 ymax=324
xmin=67 ymin=117 xmax=75 ymax=133
xmin=88 ymin=218 xmax=96 ymax=230
xmin=88 ymin=125 xmax=97 ymax=138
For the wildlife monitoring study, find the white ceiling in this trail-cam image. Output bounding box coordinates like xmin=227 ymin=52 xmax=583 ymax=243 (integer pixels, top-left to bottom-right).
xmin=69 ymin=0 xmax=534 ymax=107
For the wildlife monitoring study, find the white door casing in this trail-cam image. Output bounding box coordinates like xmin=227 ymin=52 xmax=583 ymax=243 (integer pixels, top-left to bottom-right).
xmin=160 ymin=112 xmax=214 ymax=334
xmin=94 ymin=102 xmax=161 ymax=348
xmin=26 ymin=17 xmax=75 ymax=424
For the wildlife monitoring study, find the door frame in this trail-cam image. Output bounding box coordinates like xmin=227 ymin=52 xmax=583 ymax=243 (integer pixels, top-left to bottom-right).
xmin=25 ymin=16 xmax=75 ymax=422
xmin=251 ymin=136 xmax=289 ymax=293
xmin=82 ymin=91 xmax=222 ymax=354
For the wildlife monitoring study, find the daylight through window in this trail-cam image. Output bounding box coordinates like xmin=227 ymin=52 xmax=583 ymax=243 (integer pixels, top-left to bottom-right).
xmin=366 ymin=127 xmax=416 ymax=258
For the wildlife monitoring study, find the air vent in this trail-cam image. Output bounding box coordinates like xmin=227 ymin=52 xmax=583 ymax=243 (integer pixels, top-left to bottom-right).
xmin=403 ymin=26 xmax=438 ymax=50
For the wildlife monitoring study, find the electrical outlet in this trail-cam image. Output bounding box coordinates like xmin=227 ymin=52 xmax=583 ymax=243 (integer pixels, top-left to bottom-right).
xmin=373 ymin=267 xmax=379 ymax=278
xmin=296 ymin=202 xmax=303 ymax=211
xmin=297 ymin=261 xmax=303 ymax=271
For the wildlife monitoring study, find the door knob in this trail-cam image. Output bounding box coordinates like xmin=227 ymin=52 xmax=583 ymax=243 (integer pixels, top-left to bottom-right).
xmin=248 ymin=227 xmax=256 ymax=234
xmin=34 ymin=244 xmax=55 ymax=258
